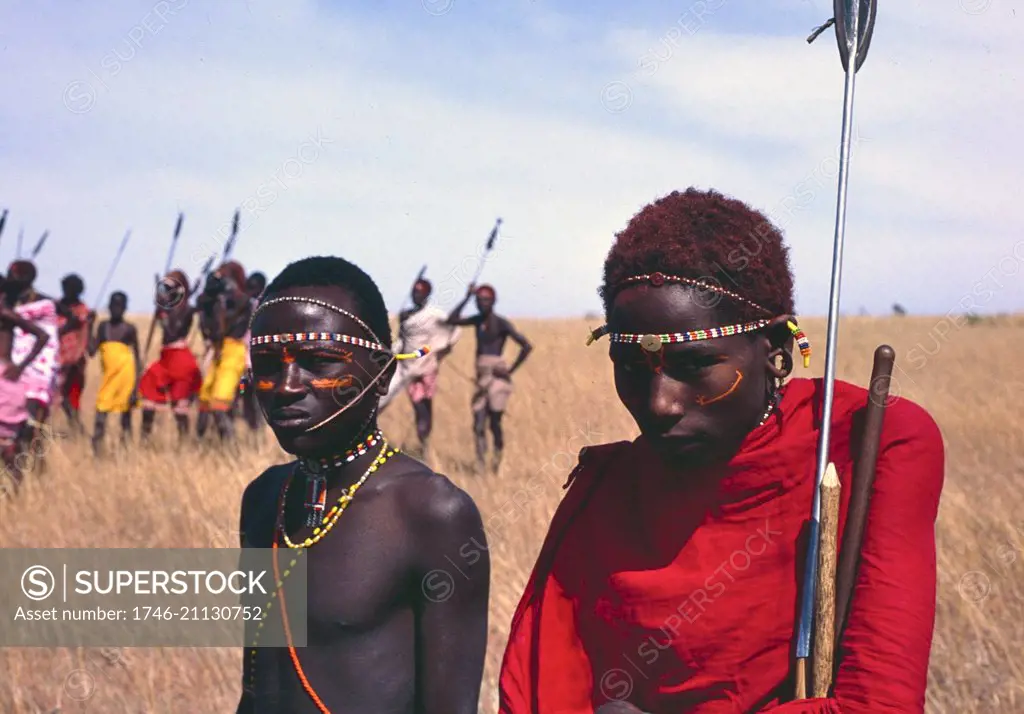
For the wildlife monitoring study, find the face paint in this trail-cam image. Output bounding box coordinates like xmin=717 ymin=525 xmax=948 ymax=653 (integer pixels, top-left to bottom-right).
xmin=310 ymin=376 xmax=354 ymax=390
xmin=309 ymin=347 xmax=353 ymax=362
xmin=696 ymin=370 xmax=743 ymax=406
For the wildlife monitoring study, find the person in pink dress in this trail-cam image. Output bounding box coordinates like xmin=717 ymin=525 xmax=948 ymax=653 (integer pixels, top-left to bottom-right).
xmin=4 ymin=261 xmax=61 ymax=473
xmin=0 ymin=269 xmax=51 ymax=487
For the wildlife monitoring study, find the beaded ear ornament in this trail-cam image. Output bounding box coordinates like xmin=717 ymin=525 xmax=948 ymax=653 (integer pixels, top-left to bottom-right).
xmin=586 ymin=272 xmax=812 ymax=369
xmin=246 ymin=295 xmax=430 ymax=432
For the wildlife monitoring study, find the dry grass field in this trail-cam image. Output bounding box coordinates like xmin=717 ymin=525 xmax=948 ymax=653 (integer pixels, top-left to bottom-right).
xmin=0 ymin=313 xmax=1022 ymax=712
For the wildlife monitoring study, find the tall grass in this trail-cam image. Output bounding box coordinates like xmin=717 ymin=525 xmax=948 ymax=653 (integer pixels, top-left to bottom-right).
xmin=0 ymin=315 xmax=1021 ymax=712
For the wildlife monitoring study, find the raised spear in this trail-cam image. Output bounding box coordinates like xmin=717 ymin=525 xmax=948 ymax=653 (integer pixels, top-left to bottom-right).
xmin=30 ymin=230 xmax=48 ymax=259
xmin=144 ymin=212 xmax=187 ymax=361
xmin=794 ymin=0 xmax=877 ymax=699
xmin=95 ymin=230 xmax=132 ymax=310
xmin=165 ymin=212 xmax=184 ymax=275
xmin=467 ymin=217 xmax=502 ymax=287
xmin=192 ymin=253 xmax=217 ymax=294
xmin=0 ymin=210 xmax=7 ymax=247
xmin=222 ymin=209 xmax=240 ymax=262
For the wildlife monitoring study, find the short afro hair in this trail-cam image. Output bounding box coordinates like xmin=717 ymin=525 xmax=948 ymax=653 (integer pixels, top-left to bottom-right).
xmin=600 ymin=188 xmax=795 ymax=322
xmin=263 ymin=256 xmax=391 ymax=348
xmin=247 ymin=271 xmax=267 ymax=289
xmin=61 ymin=273 xmax=84 ymax=295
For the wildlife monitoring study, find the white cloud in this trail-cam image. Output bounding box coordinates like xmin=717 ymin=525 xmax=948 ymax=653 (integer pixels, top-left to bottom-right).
xmin=0 ymin=0 xmax=1018 ymax=318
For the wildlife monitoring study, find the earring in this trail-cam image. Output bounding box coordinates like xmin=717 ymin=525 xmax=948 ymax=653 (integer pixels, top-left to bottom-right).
xmin=786 ymin=321 xmax=811 ymax=368
xmin=778 ymin=348 xmax=793 ymax=378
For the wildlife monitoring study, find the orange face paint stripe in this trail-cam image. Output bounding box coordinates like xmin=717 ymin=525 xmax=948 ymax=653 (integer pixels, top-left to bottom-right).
xmin=695 ymin=370 xmax=743 ymax=406
xmin=255 ymin=379 xmax=274 ymax=391
xmin=310 ymin=376 xmax=353 ymax=390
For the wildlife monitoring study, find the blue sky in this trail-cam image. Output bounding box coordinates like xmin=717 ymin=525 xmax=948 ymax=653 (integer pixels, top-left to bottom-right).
xmin=1 ymin=0 xmax=1020 ymax=318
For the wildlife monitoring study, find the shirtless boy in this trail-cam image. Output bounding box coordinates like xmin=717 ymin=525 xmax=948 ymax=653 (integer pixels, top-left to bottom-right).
xmin=238 ymin=256 xmax=488 ymax=712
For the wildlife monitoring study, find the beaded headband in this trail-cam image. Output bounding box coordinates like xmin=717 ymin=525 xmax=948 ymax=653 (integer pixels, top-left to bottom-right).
xmin=250 ymin=332 xmax=428 ymax=360
xmin=246 ymin=294 xmax=428 ymax=433
xmin=588 ymin=272 xmax=812 ymax=368
xmin=614 ymin=272 xmax=773 ymax=316
xmin=249 ymin=295 xmax=428 ymax=360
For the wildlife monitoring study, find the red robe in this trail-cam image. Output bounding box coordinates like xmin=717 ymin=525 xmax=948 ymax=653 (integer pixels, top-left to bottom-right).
xmin=498 ymin=377 xmax=944 ymax=713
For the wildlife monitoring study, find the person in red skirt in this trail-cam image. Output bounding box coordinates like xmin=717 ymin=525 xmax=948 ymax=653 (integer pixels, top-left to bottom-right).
xmin=56 ymin=273 xmax=92 ymax=434
xmin=138 ymin=270 xmax=202 ymax=441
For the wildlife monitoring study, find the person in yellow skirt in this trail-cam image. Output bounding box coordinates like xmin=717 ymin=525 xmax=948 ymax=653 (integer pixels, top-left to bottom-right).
xmin=87 ymin=291 xmax=140 ymax=455
xmin=195 ymin=261 xmax=251 ymax=442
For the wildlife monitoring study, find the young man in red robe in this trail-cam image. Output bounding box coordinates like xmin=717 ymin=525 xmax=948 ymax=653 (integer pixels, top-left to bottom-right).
xmin=498 ymin=188 xmax=945 ymax=713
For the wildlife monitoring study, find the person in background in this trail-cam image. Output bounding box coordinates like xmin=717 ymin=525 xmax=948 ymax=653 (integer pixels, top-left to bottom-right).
xmin=447 ymin=283 xmax=531 ymax=472
xmin=378 ymin=278 xmax=461 ymax=459
xmin=87 ymin=291 xmax=140 ymax=455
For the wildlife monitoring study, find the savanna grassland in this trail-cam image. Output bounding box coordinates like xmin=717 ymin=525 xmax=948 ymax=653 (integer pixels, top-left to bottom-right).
xmin=0 ymin=314 xmax=1021 ymax=712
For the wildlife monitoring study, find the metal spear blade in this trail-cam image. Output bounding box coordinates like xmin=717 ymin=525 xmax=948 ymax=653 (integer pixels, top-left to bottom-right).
xmin=834 ymin=0 xmax=876 ymax=72
xmin=165 ymin=212 xmax=184 ymax=275
xmin=31 ymin=230 xmax=48 ymax=258
xmin=486 ymin=217 xmax=502 ymax=250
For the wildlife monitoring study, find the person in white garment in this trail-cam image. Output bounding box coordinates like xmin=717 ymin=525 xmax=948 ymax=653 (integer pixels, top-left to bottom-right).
xmin=379 ymin=278 xmax=460 ymax=457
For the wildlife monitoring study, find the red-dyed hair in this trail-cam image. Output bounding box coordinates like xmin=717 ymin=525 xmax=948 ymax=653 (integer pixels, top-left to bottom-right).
xmin=600 ymin=188 xmax=795 ymax=322
xmin=166 ymin=269 xmax=191 ymax=295
xmin=218 ymin=261 xmax=245 ymax=288
xmin=7 ymin=260 xmax=36 ymax=283
xmin=415 ymin=278 xmax=432 ymax=294
xmin=475 ymin=284 xmax=495 ymax=299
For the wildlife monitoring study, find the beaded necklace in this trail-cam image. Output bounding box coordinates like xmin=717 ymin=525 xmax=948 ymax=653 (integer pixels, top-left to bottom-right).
xmin=245 ymin=440 xmax=397 ymax=709
xmin=283 ymin=441 xmax=397 ymax=549
xmin=299 ymin=429 xmax=382 ymax=526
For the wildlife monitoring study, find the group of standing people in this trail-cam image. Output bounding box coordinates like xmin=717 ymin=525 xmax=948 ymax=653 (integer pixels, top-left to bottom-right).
xmin=379 ymin=277 xmax=531 ymax=472
xmin=0 ymin=257 xmax=272 ymax=486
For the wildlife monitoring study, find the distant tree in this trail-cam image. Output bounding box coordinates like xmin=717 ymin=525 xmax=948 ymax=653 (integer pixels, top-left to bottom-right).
xmin=892 ymin=303 xmax=907 ymax=316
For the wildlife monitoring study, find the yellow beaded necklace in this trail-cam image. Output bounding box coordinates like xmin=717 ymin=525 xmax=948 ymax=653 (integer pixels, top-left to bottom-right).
xmin=245 ymin=438 xmax=398 ymax=696
xmin=280 ymin=440 xmax=397 ymax=549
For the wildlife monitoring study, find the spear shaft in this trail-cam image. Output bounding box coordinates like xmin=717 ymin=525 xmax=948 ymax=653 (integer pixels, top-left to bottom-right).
xmin=468 ymin=217 xmax=502 ymax=287
xmin=146 ymin=213 xmax=186 ymax=360
xmin=95 ymin=230 xmax=132 ymax=309
xmin=30 ymin=230 xmax=48 ymax=259
xmin=165 ymin=212 xmax=184 ymax=275
xmin=794 ymin=0 xmax=875 ymax=697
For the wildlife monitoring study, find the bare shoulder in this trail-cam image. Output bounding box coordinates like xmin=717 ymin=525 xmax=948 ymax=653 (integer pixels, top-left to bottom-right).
xmin=381 ymin=455 xmax=483 ymax=540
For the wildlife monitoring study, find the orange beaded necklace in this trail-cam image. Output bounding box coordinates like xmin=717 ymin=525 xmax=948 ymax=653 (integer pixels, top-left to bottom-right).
xmin=259 ymin=441 xmax=397 ymax=712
